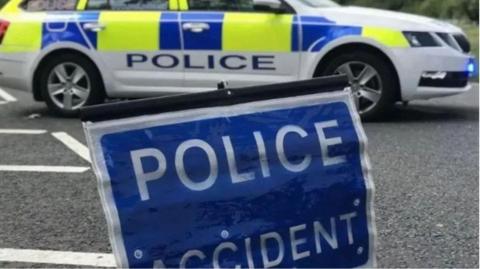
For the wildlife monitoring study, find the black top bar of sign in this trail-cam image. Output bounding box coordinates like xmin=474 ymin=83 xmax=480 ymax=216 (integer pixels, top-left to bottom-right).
xmin=80 ymin=75 xmax=349 ymax=122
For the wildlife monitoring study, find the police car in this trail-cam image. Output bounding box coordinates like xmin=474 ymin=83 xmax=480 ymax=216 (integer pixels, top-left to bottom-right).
xmin=0 ymin=0 xmax=475 ymax=119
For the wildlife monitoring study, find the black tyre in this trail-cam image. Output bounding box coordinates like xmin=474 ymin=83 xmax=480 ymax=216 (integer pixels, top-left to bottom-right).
xmin=317 ymin=51 xmax=398 ymax=121
xmin=39 ymin=53 xmax=105 ymax=117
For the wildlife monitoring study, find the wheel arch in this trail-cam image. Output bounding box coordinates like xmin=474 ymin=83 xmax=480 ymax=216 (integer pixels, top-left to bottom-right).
xmin=32 ymin=47 xmax=105 ymax=101
xmin=313 ymin=42 xmax=403 ymax=101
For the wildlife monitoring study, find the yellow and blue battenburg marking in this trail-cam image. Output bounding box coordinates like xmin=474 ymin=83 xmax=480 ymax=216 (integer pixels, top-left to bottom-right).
xmin=6 ymin=11 xmax=407 ymax=53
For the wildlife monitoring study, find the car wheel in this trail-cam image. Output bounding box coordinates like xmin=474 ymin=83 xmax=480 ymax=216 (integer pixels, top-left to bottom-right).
xmin=40 ymin=53 xmax=105 ymax=117
xmin=318 ymin=51 xmax=397 ymax=121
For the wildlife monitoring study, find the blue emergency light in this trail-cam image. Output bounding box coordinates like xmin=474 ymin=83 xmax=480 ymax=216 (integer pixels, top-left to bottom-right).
xmin=467 ymin=58 xmax=477 ymax=77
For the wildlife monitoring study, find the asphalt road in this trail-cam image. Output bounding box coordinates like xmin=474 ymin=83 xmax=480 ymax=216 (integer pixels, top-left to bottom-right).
xmin=0 ymin=85 xmax=478 ymax=268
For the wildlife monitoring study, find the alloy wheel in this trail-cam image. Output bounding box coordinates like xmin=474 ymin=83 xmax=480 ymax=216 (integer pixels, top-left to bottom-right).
xmin=47 ymin=62 xmax=91 ymax=111
xmin=334 ymin=61 xmax=383 ymax=114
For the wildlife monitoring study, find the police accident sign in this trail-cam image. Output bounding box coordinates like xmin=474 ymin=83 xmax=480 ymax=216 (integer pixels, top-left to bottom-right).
xmin=83 ymin=90 xmax=376 ymax=268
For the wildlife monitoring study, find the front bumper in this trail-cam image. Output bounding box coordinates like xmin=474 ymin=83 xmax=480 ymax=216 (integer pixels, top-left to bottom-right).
xmin=391 ymin=46 xmax=474 ymax=101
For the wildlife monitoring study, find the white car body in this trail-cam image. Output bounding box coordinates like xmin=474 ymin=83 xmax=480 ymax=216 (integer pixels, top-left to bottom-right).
xmin=0 ymin=0 xmax=475 ymax=110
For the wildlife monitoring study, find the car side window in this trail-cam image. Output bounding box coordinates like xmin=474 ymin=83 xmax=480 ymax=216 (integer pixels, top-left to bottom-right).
xmin=21 ymin=0 xmax=78 ymax=11
xmin=87 ymin=0 xmax=169 ymax=10
xmin=187 ymin=0 xmax=255 ymax=11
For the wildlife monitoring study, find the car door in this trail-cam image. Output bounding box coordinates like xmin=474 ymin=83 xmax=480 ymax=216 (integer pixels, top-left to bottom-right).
xmin=179 ymin=0 xmax=300 ymax=89
xmin=84 ymin=0 xmax=184 ymax=97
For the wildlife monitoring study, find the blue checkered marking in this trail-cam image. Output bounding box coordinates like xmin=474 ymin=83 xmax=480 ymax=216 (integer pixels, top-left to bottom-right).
xmin=181 ymin=12 xmax=224 ymax=50
xmin=42 ymin=12 xmax=100 ymax=49
xmin=160 ymin=12 xmax=182 ymax=50
xmin=298 ymin=16 xmax=361 ymax=52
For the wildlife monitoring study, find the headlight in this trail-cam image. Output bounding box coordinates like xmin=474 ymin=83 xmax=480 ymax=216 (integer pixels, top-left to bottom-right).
xmin=403 ymin=31 xmax=440 ymax=47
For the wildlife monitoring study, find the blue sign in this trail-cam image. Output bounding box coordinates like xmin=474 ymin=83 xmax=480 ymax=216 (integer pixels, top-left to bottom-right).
xmin=84 ymin=91 xmax=376 ymax=268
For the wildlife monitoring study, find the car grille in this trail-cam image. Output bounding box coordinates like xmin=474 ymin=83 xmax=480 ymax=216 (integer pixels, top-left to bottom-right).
xmin=419 ymin=71 xmax=469 ymax=88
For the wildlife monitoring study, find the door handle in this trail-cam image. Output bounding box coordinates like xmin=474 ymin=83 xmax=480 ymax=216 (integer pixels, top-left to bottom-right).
xmin=83 ymin=22 xmax=106 ymax=32
xmin=182 ymin=22 xmax=210 ymax=33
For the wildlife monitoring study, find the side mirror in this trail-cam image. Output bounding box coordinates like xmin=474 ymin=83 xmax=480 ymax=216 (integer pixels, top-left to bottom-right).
xmin=253 ymin=0 xmax=283 ymax=11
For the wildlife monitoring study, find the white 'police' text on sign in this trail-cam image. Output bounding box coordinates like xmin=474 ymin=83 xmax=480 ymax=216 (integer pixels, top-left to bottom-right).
xmin=84 ymin=91 xmax=376 ymax=268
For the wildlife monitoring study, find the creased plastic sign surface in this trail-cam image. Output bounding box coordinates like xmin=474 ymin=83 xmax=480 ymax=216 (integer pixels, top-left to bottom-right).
xmin=83 ymin=91 xmax=376 ymax=268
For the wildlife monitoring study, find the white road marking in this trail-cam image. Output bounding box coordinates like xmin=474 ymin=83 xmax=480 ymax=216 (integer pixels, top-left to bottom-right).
xmin=51 ymin=132 xmax=91 ymax=163
xmin=0 ymin=165 xmax=89 ymax=173
xmin=0 ymin=129 xmax=47 ymax=134
xmin=0 ymin=248 xmax=115 ymax=267
xmin=0 ymin=88 xmax=17 ymax=102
